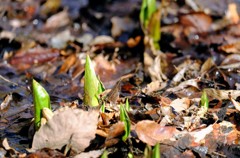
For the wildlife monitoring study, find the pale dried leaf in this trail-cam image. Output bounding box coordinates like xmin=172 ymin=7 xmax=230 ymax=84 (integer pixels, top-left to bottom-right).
xmin=200 ymin=58 xmax=215 ymax=74
xmin=0 ymin=94 xmax=12 ymax=111
xmin=142 ymin=81 xmax=167 ymax=95
xmin=74 ymin=149 xmax=104 ymax=158
xmin=172 ymin=67 xmax=188 ymax=83
xmin=170 ymin=98 xmax=190 ymax=114
xmin=205 ymin=88 xmax=240 ymax=100
xmin=44 ymin=10 xmax=70 ymax=30
xmin=148 ymin=54 xmax=168 ymax=82
xmin=167 ymin=79 xmax=200 ymax=93
xmin=32 ymin=107 xmax=99 ymax=153
xmin=229 ymin=97 xmax=240 ymax=112
xmin=91 ymin=35 xmax=114 ymax=45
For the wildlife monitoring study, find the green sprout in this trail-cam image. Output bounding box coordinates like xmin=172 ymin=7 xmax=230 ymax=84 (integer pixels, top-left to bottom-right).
xmin=32 ymin=79 xmax=51 ymax=130
xmin=125 ymin=98 xmax=130 ymax=111
xmin=152 ymin=143 xmax=160 ymax=158
xmin=100 ymin=102 xmax=106 ymax=113
xmin=128 ymin=152 xmax=134 ymax=158
xmin=140 ymin=0 xmax=157 ymax=29
xmin=144 ymin=143 xmax=160 ymax=158
xmin=84 ymin=55 xmax=104 ymax=106
xmin=101 ymin=150 xmax=108 ymax=158
xmin=140 ymin=0 xmax=161 ymax=50
xmin=201 ymin=89 xmax=209 ymax=113
xmin=120 ymin=104 xmax=131 ymax=141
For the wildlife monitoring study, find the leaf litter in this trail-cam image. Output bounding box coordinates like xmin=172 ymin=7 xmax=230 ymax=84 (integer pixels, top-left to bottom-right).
xmin=0 ymin=0 xmax=240 ymax=158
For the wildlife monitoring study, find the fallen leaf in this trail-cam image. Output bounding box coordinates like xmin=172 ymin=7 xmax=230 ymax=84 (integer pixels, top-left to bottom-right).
xmin=44 ymin=10 xmax=70 ymax=30
xmin=229 ymin=96 xmax=240 ymax=112
xmin=219 ymin=41 xmax=240 ymax=54
xmin=0 ymin=94 xmax=12 ymax=111
xmin=142 ymin=81 xmax=167 ymax=95
xmin=180 ymin=12 xmax=212 ymax=35
xmin=170 ymin=98 xmax=190 ymax=114
xmin=59 ymin=54 xmax=77 ymax=74
xmin=74 ymin=149 xmax=104 ymax=158
xmin=205 ymin=88 xmax=240 ymax=101
xmin=31 ymin=107 xmax=99 ymax=154
xmin=200 ymin=58 xmax=215 ymax=74
xmin=135 ymin=120 xmax=178 ymax=146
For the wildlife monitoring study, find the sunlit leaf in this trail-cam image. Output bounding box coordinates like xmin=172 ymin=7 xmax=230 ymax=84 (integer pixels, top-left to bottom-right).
xmin=152 ymin=143 xmax=160 ymax=158
xmin=120 ymin=104 xmax=131 ymax=141
xmin=84 ymin=55 xmax=104 ymax=107
xmin=32 ymin=79 xmax=51 ymax=130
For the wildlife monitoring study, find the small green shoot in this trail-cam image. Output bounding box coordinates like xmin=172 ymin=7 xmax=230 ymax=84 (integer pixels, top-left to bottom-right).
xmin=32 ymin=79 xmax=51 ymax=130
xmin=140 ymin=0 xmax=157 ymax=29
xmin=128 ymin=152 xmax=134 ymax=158
xmin=120 ymin=104 xmax=131 ymax=141
xmin=144 ymin=143 xmax=160 ymax=158
xmin=140 ymin=0 xmax=161 ymax=50
xmin=100 ymin=102 xmax=105 ymax=113
xmin=148 ymin=7 xmax=161 ymax=50
xmin=84 ymin=55 xmax=104 ymax=106
xmin=101 ymin=150 xmax=108 ymax=158
xmin=152 ymin=143 xmax=160 ymax=158
xmin=144 ymin=145 xmax=152 ymax=158
xmin=125 ymin=98 xmax=130 ymax=111
xmin=201 ymin=89 xmax=209 ymax=113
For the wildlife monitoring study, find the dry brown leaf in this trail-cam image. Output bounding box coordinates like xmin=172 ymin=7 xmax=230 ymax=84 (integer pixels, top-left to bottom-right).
xmin=31 ymin=107 xmax=99 ymax=153
xmin=91 ymin=35 xmax=114 ymax=45
xmin=105 ymin=122 xmax=124 ymax=147
xmin=200 ymin=57 xmax=215 ymax=74
xmin=219 ymin=41 xmax=240 ymax=54
xmin=142 ymin=81 xmax=167 ymax=95
xmin=170 ymin=98 xmax=190 ymax=114
xmin=205 ymin=88 xmax=240 ymax=101
xmin=167 ymin=79 xmax=200 ymax=93
xmin=135 ymin=120 xmax=178 ymax=146
xmin=44 ymin=10 xmax=70 ymax=30
xmin=59 ymin=54 xmax=77 ymax=74
xmin=106 ymin=122 xmax=125 ymax=140
xmin=180 ymin=13 xmax=212 ymax=34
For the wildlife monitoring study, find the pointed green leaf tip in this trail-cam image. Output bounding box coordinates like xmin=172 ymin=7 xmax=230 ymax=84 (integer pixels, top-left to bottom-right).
xmin=120 ymin=104 xmax=131 ymax=141
xmin=140 ymin=0 xmax=157 ymax=28
xmin=84 ymin=55 xmax=104 ymax=106
xmin=201 ymin=89 xmax=209 ymax=112
xmin=152 ymin=143 xmax=160 ymax=158
xmin=32 ymin=79 xmax=51 ymax=130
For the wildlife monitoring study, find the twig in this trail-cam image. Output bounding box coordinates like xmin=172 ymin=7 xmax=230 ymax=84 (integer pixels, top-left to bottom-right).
xmin=0 ymin=75 xmax=18 ymax=86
